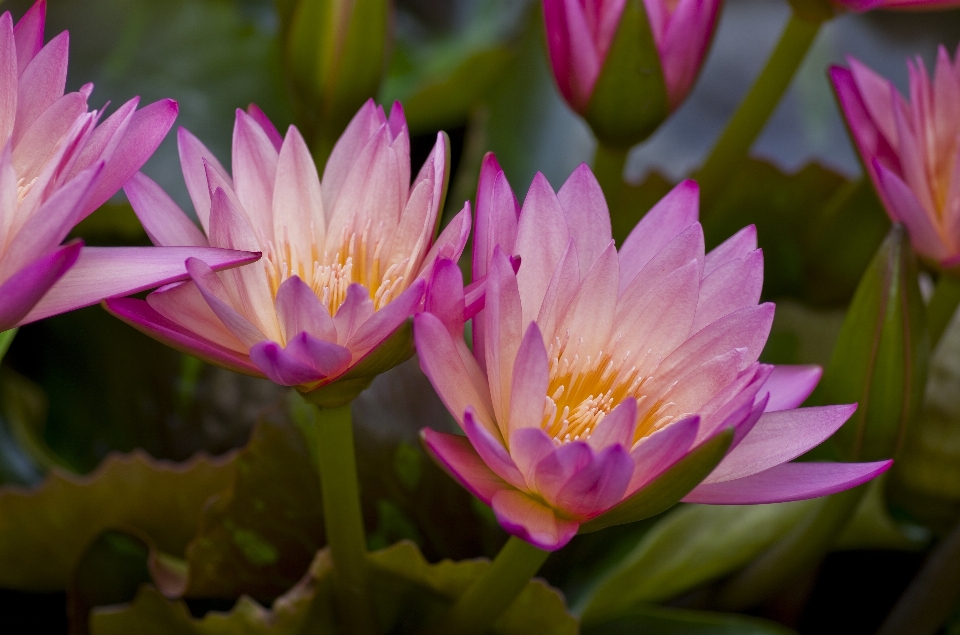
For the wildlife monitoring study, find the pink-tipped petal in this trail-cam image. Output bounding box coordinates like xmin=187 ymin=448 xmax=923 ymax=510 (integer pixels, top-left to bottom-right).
xmin=0 ymin=241 xmax=80 ymax=330
xmin=422 ymin=429 xmax=513 ymax=504
xmin=692 ymin=249 xmax=764 ymax=332
xmin=587 ymin=398 xmax=638 ymax=450
xmin=419 ymin=205 xmax=471 ymax=281
xmin=186 ymin=256 xmax=267 ymax=348
xmin=510 ymin=322 xmax=551 ymax=432
xmin=13 ymin=0 xmax=45 ymax=74
xmin=147 ymin=280 xmax=246 ymax=353
xmin=347 ymin=279 xmax=425 ymax=354
xmin=321 ymin=100 xmax=381 ymax=213
xmin=285 ymin=331 xmax=352 ymax=377
xmin=0 ymin=13 xmax=16 ymax=145
xmin=485 ymin=248 xmax=524 ymax=432
xmin=763 ymin=365 xmax=822 ymax=412
xmin=683 ymin=460 xmax=892 ymax=505
xmin=536 ymin=240 xmax=580 ymax=341
xmin=557 ymin=164 xmax=612 ymax=274
xmin=543 ymin=0 xmax=574 ymax=105
xmin=534 ymin=441 xmax=592 ymax=504
xmin=509 ymin=426 xmax=557 ymax=484
xmin=704 ymin=225 xmax=757 ymax=276
xmin=424 ymin=258 xmax=465 ymax=336
xmin=627 ymin=415 xmax=700 ymax=493
xmin=333 ymin=284 xmax=374 ymax=344
xmin=555 ymin=443 xmax=633 ymax=519
xmin=125 ymin=172 xmax=207 ymax=247
xmin=246 ymin=103 xmax=284 ymax=151
xmin=178 ymin=127 xmax=231 ymax=232
xmin=249 ymin=340 xmax=326 ymax=386
xmin=232 ymin=108 xmax=279 ymax=244
xmin=555 ymin=241 xmax=619 ymax=356
xmin=273 ymin=125 xmax=324 ymax=263
xmin=274 ymin=275 xmax=337 ymax=343
xmin=515 ymin=173 xmax=571 ymax=324
xmin=13 ymin=30 xmax=67 ymax=146
xmin=876 ymin=161 xmax=950 ymax=261
xmin=464 ymin=407 xmax=526 ymax=489
xmin=491 ymin=489 xmax=579 ymax=550
xmin=704 ymin=404 xmax=858 ymax=484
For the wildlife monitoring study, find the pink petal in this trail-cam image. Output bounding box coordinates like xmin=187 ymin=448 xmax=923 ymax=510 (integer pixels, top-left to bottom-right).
xmin=347 ymin=279 xmax=425 ymax=354
xmin=557 ymin=163 xmax=612 ymax=274
xmin=104 ymin=297 xmax=259 ymax=376
xmin=515 ymin=173 xmax=571 ymax=325
xmin=692 ymin=249 xmax=763 ymax=333
xmin=848 ymin=57 xmax=899 ymax=151
xmin=875 ymin=160 xmax=949 ymax=261
xmin=658 ymin=0 xmax=721 ymax=108
xmin=418 ymin=205 xmax=472 ymax=282
xmin=424 ymin=257 xmax=466 ymax=336
xmin=124 ymin=172 xmax=208 ymax=247
xmin=491 ymin=489 xmax=579 ymax=550
xmin=509 ymin=427 xmax=556 ymax=485
xmin=11 ymin=92 xmax=86 ymax=180
xmin=387 ymin=133 xmax=446 ymax=271
xmin=414 ymin=312 xmax=497 ymax=434
xmin=333 ymin=284 xmax=374 ymax=344
xmin=321 ymin=99 xmax=382 ymax=214
xmin=555 ymin=241 xmax=618 ymax=357
xmin=232 ymin=108 xmax=279 ymax=245
xmin=763 ymin=365 xmax=822 ymax=412
xmin=464 ymin=407 xmax=525 ymax=489
xmin=186 ymin=256 xmax=267 ymax=347
xmin=627 ymin=415 xmax=699 ymax=493
xmin=246 ymin=103 xmax=283 ymax=151
xmin=555 ymin=443 xmax=632 ymax=519
xmin=535 ymin=239 xmax=580 ymax=342
xmin=683 ymin=460 xmax=892 ymax=505
xmin=587 ymin=397 xmax=638 ymax=451
xmin=533 ymin=440 xmax=591 ymax=504
xmin=704 ymin=225 xmax=756 ymax=276
xmin=286 ymin=331 xmax=351 ymax=376
xmin=0 ymin=13 xmax=16 ymax=146
xmin=13 ymin=0 xmax=45 ymax=74
xmin=543 ymin=0 xmax=574 ymax=106
xmin=422 ymin=429 xmax=513 ymax=504
xmin=562 ymin=0 xmax=601 ymax=111
xmin=0 ymin=240 xmax=80 ymax=330
xmin=510 ymin=322 xmax=550 ymax=432
xmin=654 ymin=348 xmax=746 ymax=418
xmin=178 ymin=126 xmax=231 ymax=233
xmin=704 ymin=404 xmax=858 ymax=484
xmin=249 ymin=339 xmax=326 ymax=386
xmin=65 ymin=97 xmax=138 ymax=182
xmin=147 ymin=280 xmax=247 ymax=353
xmin=12 ymin=30 xmax=66 ymax=147
xmin=274 ymin=275 xmax=336 ymax=343
xmin=472 ymin=153 xmax=519 ymax=283
xmin=272 ymin=124 xmax=324 ymax=266
xmin=618 ymin=180 xmax=699 ymax=294
xmin=20 ymin=246 xmax=259 ymax=326
xmin=485 ymin=247 xmax=524 ymax=432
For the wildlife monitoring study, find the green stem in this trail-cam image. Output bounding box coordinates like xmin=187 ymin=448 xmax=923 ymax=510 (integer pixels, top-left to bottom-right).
xmin=877 ymin=515 xmax=960 ymax=635
xmin=593 ymin=143 xmax=629 ymax=214
xmin=696 ymin=9 xmax=824 ymax=210
xmin=0 ymin=328 xmax=17 ymax=365
xmin=422 ymin=536 xmax=550 ymax=635
xmin=716 ymin=485 xmax=865 ymax=610
xmin=927 ymin=274 xmax=960 ymax=350
xmin=305 ymin=400 xmax=379 ymax=635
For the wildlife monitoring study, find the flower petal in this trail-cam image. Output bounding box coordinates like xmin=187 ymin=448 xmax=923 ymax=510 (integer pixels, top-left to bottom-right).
xmin=273 ymin=124 xmax=324 ymax=265
xmin=347 ymin=279 xmax=425 ymax=354
xmin=555 ymin=443 xmax=632 ymax=519
xmin=249 ymin=339 xmax=326 ymax=386
xmin=491 ymin=489 xmax=579 ymax=550
xmin=627 ymin=414 xmax=699 ymax=493
xmin=424 ymin=258 xmax=465 ymax=337
xmin=762 ymin=365 xmax=822 ymax=412
xmin=704 ymin=225 xmax=757 ymax=276
xmin=692 ymin=248 xmax=763 ymax=333
xmin=186 ymin=256 xmax=267 ymax=348
xmin=125 ymin=172 xmax=208 ymax=247
xmin=587 ymin=397 xmax=638 ymax=451
xmin=485 ymin=247 xmax=524 ymax=433
xmin=13 ymin=0 xmax=45 ymax=74
xmin=557 ymin=163 xmax=612 ymax=274
xmin=464 ymin=407 xmax=525 ymax=489
xmin=232 ymin=108 xmax=279 ymax=245
xmin=178 ymin=126 xmax=231 ymax=233
xmin=274 ymin=275 xmax=336 ymax=343
xmin=13 ymin=30 xmax=67 ymax=147
xmin=422 ymin=429 xmax=513 ymax=504
xmin=510 ymin=322 xmax=550 ymax=432
xmin=0 ymin=241 xmax=80 ymax=330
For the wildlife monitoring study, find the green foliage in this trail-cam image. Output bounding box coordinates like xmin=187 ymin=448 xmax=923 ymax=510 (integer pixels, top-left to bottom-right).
xmin=582 ymin=604 xmax=796 ymax=635
xmin=583 ymin=0 xmax=668 ymax=148
xmin=0 ymin=451 xmax=234 ymax=591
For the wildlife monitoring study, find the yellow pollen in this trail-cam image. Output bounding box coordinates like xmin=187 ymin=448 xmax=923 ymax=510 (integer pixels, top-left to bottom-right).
xmin=262 ymin=219 xmax=409 ymax=316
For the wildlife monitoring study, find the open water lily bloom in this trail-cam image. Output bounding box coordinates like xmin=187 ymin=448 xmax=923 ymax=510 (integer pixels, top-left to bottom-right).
xmin=0 ymin=0 xmax=257 ymax=332
xmin=106 ymin=100 xmax=470 ymax=402
xmin=543 ymin=0 xmax=720 ymax=112
xmin=415 ymin=157 xmax=892 ymax=550
xmin=832 ymin=46 xmax=960 ymax=266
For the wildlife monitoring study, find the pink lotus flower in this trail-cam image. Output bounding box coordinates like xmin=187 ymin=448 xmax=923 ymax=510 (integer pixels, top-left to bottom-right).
xmin=415 ymin=156 xmax=891 ymax=550
xmin=543 ymin=0 xmax=720 ymax=112
xmin=0 ymin=1 xmax=257 ymax=332
xmin=832 ymin=46 xmax=960 ymax=267
xmin=106 ymin=100 xmax=470 ymax=404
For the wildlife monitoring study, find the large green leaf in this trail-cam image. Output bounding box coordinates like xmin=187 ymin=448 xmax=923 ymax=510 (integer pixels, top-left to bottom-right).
xmin=582 ymin=604 xmax=795 ymax=635
xmin=0 ymin=451 xmax=234 ymax=591
xmin=807 ymin=224 xmax=929 ymax=462
xmin=578 ymin=501 xmax=813 ymax=623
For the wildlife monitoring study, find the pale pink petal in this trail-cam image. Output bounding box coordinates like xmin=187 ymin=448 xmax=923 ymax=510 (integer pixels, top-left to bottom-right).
xmin=654 ymin=348 xmax=745 ymax=419
xmin=186 ymin=256 xmax=267 ymax=348
xmin=387 ymin=133 xmax=445 ymax=271
xmin=124 ymin=172 xmax=208 ymax=247
xmin=587 ymin=397 xmax=638 ymax=450
xmin=274 ymin=275 xmax=336 ymax=343
xmin=178 ymin=126 xmax=231 ymax=233
xmin=705 ymin=404 xmax=858 ymax=484
xmin=509 ymin=427 xmax=556 ymax=485
xmin=762 ymin=365 xmax=822 ymax=412
xmin=875 ymin=160 xmax=949 ymax=261
xmin=417 ymin=205 xmax=471 ymax=281
xmin=13 ymin=0 xmax=45 ymax=74
xmin=424 ymin=258 xmax=466 ymax=336
xmin=273 ymin=125 xmax=323 ymax=263
xmin=618 ymin=180 xmax=699 ymax=294
xmin=849 ymin=57 xmax=899 ymax=151
xmin=422 ymin=429 xmax=513 ymax=504
xmin=627 ymin=415 xmax=699 ymax=493
xmin=12 ymin=30 xmax=66 ymax=146
xmin=556 ymin=241 xmax=618 ymax=356
xmin=104 ymin=297 xmax=260 ymax=376
xmin=704 ymin=225 xmax=756 ymax=276
xmin=347 ymin=279 xmax=425 ymax=354
xmin=491 ymin=489 xmax=579 ymax=550
xmin=147 ymin=280 xmax=247 ymax=353
xmin=321 ymin=99 xmax=382 ymax=214
xmin=246 ymin=103 xmax=283 ymax=151
xmin=11 ymin=92 xmax=86 ymax=181
xmin=65 ymin=97 xmax=138 ymax=181
xmin=533 ymin=440 xmax=592 ymax=503
xmin=464 ymin=408 xmax=526 ymax=489
xmin=692 ymin=249 xmax=763 ymax=332
xmin=249 ymin=339 xmax=326 ymax=386
xmin=485 ymin=248 xmax=524 ymax=434
xmin=536 ymin=239 xmax=580 ymax=342
xmin=21 ymin=246 xmax=259 ymax=326
xmin=285 ymin=331 xmax=352 ymax=376
xmin=557 ymin=163 xmax=612 ymax=274
xmin=683 ymin=460 xmax=892 ymax=505
xmin=333 ymin=284 xmax=374 ymax=344
xmin=515 ymin=173 xmax=571 ymax=325
xmin=510 ymin=322 xmax=550 ymax=432
xmin=0 ymin=240 xmax=80 ymax=330
xmin=0 ymin=13 xmax=16 ymax=145
xmin=386 ymin=102 xmax=412 ymax=207
xmin=232 ymin=108 xmax=279 ymax=244
xmin=472 ymin=153 xmax=519 ymax=283
xmin=696 ymin=363 xmax=771 ymax=442
xmin=0 ymin=144 xmax=16 ymax=248
xmin=414 ymin=312 xmax=497 ymax=433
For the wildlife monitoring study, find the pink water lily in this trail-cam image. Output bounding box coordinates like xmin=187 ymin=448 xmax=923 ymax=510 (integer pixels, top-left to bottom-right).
xmin=106 ymin=100 xmax=470 ymax=403
xmin=832 ymin=46 xmax=960 ymax=267
xmin=415 ymin=156 xmax=891 ymax=550
xmin=543 ymin=0 xmax=721 ymax=112
xmin=0 ymin=0 xmax=257 ymax=331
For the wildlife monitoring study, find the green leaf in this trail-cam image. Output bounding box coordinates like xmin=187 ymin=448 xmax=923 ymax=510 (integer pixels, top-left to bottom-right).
xmin=366 ymin=540 xmax=578 ymax=635
xmin=808 ymin=224 xmax=929 ymax=462
xmin=579 ymin=428 xmax=733 ymax=534
xmin=0 ymin=451 xmax=234 ymax=591
xmin=578 ymin=501 xmax=813 ymax=623
xmin=833 ymin=475 xmax=928 ymax=551
xmin=90 ymin=550 xmax=337 ymax=635
xmin=582 ymin=604 xmax=796 ymax=635
xmin=0 ymin=327 xmax=16 ymax=364
xmin=182 ymin=419 xmax=324 ymax=601
xmin=583 ymin=0 xmax=668 ymax=148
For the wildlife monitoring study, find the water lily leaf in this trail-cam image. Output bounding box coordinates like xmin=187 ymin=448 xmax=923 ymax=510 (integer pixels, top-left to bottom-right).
xmin=582 ymin=604 xmax=796 ymax=635
xmin=578 ymin=501 xmax=813 ymax=623
xmin=807 ymin=224 xmax=929 ymax=463
xmin=367 ymin=540 xmax=578 ymax=635
xmin=0 ymin=451 xmax=235 ymax=591
xmin=90 ymin=550 xmax=337 ymax=635
xmin=182 ymin=418 xmax=324 ymax=601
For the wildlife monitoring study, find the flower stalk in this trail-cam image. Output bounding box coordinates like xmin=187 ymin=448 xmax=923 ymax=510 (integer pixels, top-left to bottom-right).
xmin=696 ymin=9 xmax=825 ymax=209
xmin=927 ymin=274 xmax=960 ymax=349
xmin=302 ymin=399 xmax=379 ymax=635
xmin=592 ymin=143 xmax=629 ymax=213
xmin=423 ymin=536 xmax=549 ymax=635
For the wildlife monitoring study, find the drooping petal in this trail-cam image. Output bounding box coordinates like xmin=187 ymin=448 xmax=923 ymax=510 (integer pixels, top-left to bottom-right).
xmin=683 ymin=460 xmax=892 ymax=505
xmin=491 ymin=489 xmax=579 ymax=550
xmin=421 ymin=429 xmax=513 ymax=504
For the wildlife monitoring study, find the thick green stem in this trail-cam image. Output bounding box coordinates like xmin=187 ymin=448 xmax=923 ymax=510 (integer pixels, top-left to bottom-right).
xmin=305 ymin=400 xmax=379 ymax=635
xmin=696 ymin=10 xmax=823 ymax=210
xmin=927 ymin=274 xmax=960 ymax=350
xmin=593 ymin=143 xmax=629 ymax=214
xmin=423 ymin=536 xmax=550 ymax=635
xmin=716 ymin=485 xmax=865 ymax=610
xmin=877 ymin=515 xmax=960 ymax=635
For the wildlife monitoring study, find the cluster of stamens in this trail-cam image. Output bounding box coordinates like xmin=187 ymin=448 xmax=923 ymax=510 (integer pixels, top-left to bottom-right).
xmin=262 ymin=219 xmax=416 ymax=320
